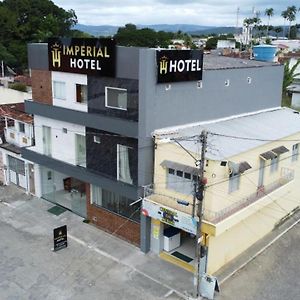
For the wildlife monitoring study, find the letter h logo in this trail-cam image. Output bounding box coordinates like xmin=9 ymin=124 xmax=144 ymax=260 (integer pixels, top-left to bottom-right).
xmin=159 ymin=56 xmax=168 ymax=75
xmin=51 ymin=43 xmax=62 ymax=68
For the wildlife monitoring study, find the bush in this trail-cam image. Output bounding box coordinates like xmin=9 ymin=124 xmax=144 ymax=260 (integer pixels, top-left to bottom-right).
xmin=9 ymin=82 xmax=27 ymax=92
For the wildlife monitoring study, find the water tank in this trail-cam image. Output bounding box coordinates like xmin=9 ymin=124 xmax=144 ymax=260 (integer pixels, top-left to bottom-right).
xmin=252 ymin=45 xmax=277 ymax=62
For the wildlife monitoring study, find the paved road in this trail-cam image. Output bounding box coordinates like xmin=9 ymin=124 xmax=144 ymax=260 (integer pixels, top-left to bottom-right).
xmin=216 ymin=222 xmax=300 ymax=300
xmin=0 ymin=186 xmax=191 ymax=300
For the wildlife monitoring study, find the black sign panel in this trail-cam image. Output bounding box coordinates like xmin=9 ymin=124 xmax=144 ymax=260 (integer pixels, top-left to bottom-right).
xmin=48 ymin=38 xmax=116 ymax=77
xmin=53 ymin=225 xmax=68 ymax=251
xmin=157 ymin=50 xmax=203 ymax=83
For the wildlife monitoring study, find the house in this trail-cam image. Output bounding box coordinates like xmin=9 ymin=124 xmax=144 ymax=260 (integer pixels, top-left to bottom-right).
xmin=0 ymin=103 xmax=35 ymax=193
xmin=22 ymin=38 xmax=283 ymax=253
xmin=143 ymin=107 xmax=300 ymax=274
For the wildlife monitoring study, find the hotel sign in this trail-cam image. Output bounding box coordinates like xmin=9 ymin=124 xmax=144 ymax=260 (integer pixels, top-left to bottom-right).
xmin=48 ymin=38 xmax=116 ymax=76
xmin=157 ymin=49 xmax=203 ymax=83
xmin=142 ymin=199 xmax=197 ymax=234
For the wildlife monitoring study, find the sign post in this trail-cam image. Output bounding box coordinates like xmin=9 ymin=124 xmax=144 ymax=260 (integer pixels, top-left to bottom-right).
xmin=53 ymin=225 xmax=68 ymax=252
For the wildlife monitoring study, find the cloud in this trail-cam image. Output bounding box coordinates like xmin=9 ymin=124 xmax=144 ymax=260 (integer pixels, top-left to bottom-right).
xmin=53 ymin=0 xmax=300 ymax=26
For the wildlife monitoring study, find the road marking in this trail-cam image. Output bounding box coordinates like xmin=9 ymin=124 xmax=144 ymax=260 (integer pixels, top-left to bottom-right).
xmin=220 ymin=217 xmax=300 ymax=285
xmin=68 ymin=234 xmax=190 ymax=299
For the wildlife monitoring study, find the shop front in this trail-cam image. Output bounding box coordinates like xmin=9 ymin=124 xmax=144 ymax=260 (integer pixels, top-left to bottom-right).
xmin=142 ymin=198 xmax=198 ymax=272
xmin=40 ymin=166 xmax=87 ymax=217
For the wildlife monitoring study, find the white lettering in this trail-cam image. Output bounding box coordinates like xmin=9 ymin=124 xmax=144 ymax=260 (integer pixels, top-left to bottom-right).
xmin=77 ymin=59 xmax=84 ymax=69
xmin=169 ymin=60 xmax=177 ymax=72
xmin=84 ymin=59 xmax=90 ymax=68
xmin=70 ymin=58 xmax=76 ymax=68
xmin=96 ymin=60 xmax=102 ymax=70
xmin=91 ymin=60 xmax=95 ymax=69
xmin=177 ymin=60 xmax=185 ymax=72
xmin=185 ymin=59 xmax=191 ymax=71
xmin=196 ymin=59 xmax=202 ymax=71
xmin=191 ymin=60 xmax=196 ymax=71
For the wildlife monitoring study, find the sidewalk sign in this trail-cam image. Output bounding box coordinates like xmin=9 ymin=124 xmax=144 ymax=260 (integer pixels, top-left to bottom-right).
xmin=53 ymin=225 xmax=68 ymax=251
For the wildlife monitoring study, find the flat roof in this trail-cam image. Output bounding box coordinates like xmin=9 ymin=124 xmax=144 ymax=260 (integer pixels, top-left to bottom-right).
xmin=154 ymin=107 xmax=300 ymax=160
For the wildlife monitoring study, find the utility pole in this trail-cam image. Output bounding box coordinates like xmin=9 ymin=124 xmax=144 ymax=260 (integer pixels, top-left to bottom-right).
xmin=1 ymin=61 xmax=4 ymax=78
xmin=193 ymin=130 xmax=207 ymax=298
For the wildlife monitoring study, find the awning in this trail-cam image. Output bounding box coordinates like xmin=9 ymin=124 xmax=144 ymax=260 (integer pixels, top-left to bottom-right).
xmin=260 ymin=151 xmax=277 ymax=160
xmin=160 ymin=160 xmax=200 ymax=175
xmin=239 ymin=161 xmax=252 ymax=173
xmin=272 ymin=146 xmax=289 ymax=155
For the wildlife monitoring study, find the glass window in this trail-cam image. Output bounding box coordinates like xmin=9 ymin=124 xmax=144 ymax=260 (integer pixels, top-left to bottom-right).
xmin=19 ymin=122 xmax=25 ymax=133
xmin=292 ymin=144 xmax=299 ymax=162
xmin=166 ymin=168 xmax=194 ymax=195
xmin=53 ymin=81 xmax=66 ymax=100
xmin=270 ymin=156 xmax=279 ymax=173
xmin=117 ymin=144 xmax=133 ymax=184
xmin=105 ymin=87 xmax=127 ymax=110
xmin=229 ymin=173 xmax=240 ymax=193
xmin=90 ymin=185 xmax=140 ymax=222
xmin=76 ymin=84 xmax=87 ymax=103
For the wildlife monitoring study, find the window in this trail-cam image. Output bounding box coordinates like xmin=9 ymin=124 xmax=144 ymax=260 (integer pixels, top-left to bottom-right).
xmin=62 ymin=128 xmax=67 ymax=134
xmin=94 ymin=136 xmax=101 ymax=144
xmin=167 ymin=168 xmax=194 ymax=195
xmin=117 ymin=144 xmax=133 ymax=184
xmin=270 ymin=156 xmax=279 ymax=173
xmin=292 ymin=144 xmax=299 ymax=162
xmin=18 ymin=122 xmax=25 ymax=133
xmin=105 ymin=87 xmax=127 ymax=110
xmin=91 ymin=185 xmax=140 ymax=221
xmin=225 ymin=79 xmax=230 ymax=87
xmin=53 ymin=81 xmax=66 ymax=100
xmin=76 ymin=84 xmax=87 ymax=103
xmin=229 ymin=173 xmax=240 ymax=193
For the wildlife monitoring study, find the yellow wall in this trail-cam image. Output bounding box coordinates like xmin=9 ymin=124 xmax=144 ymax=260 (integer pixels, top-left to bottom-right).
xmin=154 ymin=132 xmax=300 ymax=273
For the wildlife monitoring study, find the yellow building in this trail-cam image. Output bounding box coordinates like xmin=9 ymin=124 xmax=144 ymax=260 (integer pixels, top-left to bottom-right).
xmin=142 ymin=107 xmax=300 ymax=274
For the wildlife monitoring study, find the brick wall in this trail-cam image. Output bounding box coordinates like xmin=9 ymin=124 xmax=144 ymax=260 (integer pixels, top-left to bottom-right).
xmin=86 ymin=183 xmax=140 ymax=246
xmin=31 ymin=70 xmax=52 ymax=105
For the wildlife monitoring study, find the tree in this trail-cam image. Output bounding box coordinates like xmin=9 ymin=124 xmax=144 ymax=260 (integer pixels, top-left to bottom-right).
xmin=265 ymin=8 xmax=274 ymax=36
xmin=282 ymin=59 xmax=300 ymax=94
xmin=0 ymin=0 xmax=78 ymax=69
xmin=282 ymin=6 xmax=297 ymax=38
xmin=281 ymin=10 xmax=289 ymax=37
xmin=274 ymin=26 xmax=283 ymax=38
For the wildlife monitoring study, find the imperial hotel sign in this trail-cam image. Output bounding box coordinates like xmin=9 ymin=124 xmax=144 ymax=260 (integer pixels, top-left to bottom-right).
xmin=48 ymin=38 xmax=116 ymax=77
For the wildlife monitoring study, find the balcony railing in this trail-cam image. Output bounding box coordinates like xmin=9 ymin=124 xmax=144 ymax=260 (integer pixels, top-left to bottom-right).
xmin=143 ymin=168 xmax=295 ymax=224
xmin=203 ymin=168 xmax=294 ymax=224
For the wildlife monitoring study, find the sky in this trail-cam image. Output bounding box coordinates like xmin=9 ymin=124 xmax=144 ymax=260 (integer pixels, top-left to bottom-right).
xmin=53 ymin=0 xmax=299 ymax=27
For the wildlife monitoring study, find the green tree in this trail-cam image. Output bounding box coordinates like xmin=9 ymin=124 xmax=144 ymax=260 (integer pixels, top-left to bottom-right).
xmin=265 ymin=8 xmax=274 ymax=36
xmin=283 ymin=59 xmax=300 ymax=94
xmin=274 ymin=26 xmax=283 ymax=38
xmin=0 ymin=0 xmax=78 ymax=69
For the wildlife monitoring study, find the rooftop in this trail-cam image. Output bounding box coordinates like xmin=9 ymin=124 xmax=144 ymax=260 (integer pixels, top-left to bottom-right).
xmin=0 ymin=103 xmax=33 ymax=123
xmin=154 ymin=107 xmax=300 ymax=161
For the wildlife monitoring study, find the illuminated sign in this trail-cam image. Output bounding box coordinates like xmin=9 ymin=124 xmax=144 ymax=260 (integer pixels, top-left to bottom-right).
xmin=157 ymin=49 xmax=203 ymax=83
xmin=48 ymin=38 xmax=116 ymax=76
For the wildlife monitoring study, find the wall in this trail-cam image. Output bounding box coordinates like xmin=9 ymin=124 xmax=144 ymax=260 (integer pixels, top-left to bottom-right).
xmin=52 ymin=71 xmax=88 ymax=112
xmin=86 ymin=127 xmax=138 ymax=185
xmin=34 ymin=115 xmax=85 ymax=166
xmin=0 ymin=86 xmax=31 ymax=105
xmin=86 ymin=183 xmax=140 ymax=246
xmin=31 ymin=70 xmax=52 ymax=105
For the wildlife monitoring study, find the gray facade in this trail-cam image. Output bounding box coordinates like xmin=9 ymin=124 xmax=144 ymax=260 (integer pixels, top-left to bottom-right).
xmin=25 ymin=43 xmax=284 ymax=253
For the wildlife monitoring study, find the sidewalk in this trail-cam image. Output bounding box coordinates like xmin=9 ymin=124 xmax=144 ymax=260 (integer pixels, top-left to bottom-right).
xmin=0 ymin=185 xmax=194 ymax=300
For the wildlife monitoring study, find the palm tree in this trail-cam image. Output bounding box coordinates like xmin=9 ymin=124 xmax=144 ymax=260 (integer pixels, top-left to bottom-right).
xmin=265 ymin=8 xmax=274 ymax=36
xmin=243 ymin=18 xmax=254 ymax=46
xmin=281 ymin=10 xmax=288 ymax=37
xmin=286 ymin=6 xmax=297 ymax=38
xmin=274 ymin=26 xmax=283 ymax=38
xmin=283 ymin=59 xmax=300 ymax=94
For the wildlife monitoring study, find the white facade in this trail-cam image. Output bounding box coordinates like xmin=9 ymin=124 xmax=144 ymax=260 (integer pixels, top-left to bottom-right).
xmin=52 ymin=71 xmax=88 ymax=112
xmin=32 ymin=115 xmax=86 ymax=167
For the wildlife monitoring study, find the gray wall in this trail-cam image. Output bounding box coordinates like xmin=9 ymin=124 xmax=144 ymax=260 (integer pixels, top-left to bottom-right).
xmin=138 ymin=48 xmax=283 ymax=138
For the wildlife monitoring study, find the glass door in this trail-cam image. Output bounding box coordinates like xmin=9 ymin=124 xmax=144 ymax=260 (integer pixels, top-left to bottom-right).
xmin=75 ymin=134 xmax=86 ymax=167
xmin=42 ymin=126 xmax=52 ymax=156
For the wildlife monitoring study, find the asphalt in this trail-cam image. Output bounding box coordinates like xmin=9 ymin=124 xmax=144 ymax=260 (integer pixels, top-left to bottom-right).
xmin=0 ymin=185 xmax=299 ymax=300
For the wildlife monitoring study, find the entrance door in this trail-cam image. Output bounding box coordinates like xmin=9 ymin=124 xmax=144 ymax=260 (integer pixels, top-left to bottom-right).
xmin=28 ymin=163 xmax=35 ymax=194
xmin=8 ymin=155 xmax=26 ymax=189
xmin=42 ymin=126 xmax=51 ymax=156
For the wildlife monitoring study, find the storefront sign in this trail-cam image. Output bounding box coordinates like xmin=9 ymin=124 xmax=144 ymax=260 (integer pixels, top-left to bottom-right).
xmin=48 ymin=38 xmax=116 ymax=76
xmin=143 ymin=199 xmax=197 ymax=234
xmin=53 ymin=225 xmax=68 ymax=251
xmin=157 ymin=49 xmax=203 ymax=83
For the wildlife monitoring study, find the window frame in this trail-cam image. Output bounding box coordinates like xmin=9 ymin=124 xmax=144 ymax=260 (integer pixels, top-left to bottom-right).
xmin=105 ymin=86 xmax=128 ymax=111
xmin=117 ymin=144 xmax=133 ymax=184
xmin=18 ymin=122 xmax=25 ymax=133
xmin=53 ymin=81 xmax=66 ymax=100
xmin=76 ymin=83 xmax=88 ymax=104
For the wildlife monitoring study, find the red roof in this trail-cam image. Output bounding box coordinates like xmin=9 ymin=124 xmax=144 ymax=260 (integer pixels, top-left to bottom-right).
xmin=0 ymin=103 xmax=33 ymax=123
